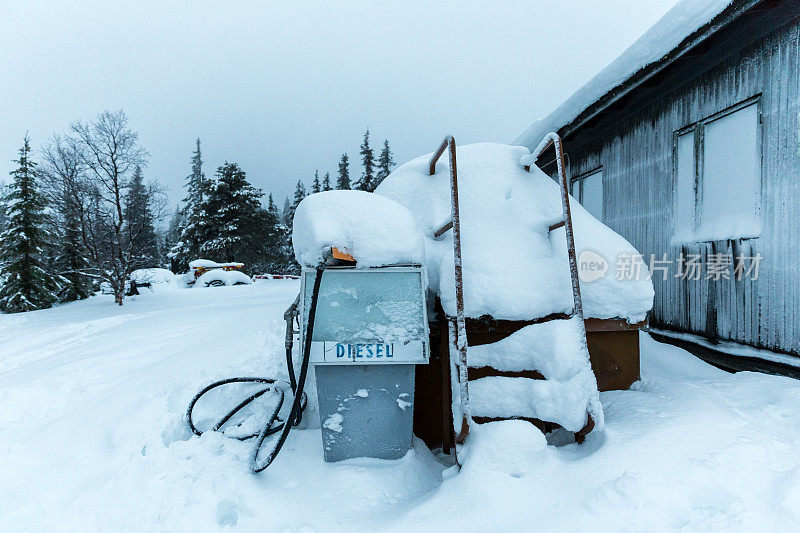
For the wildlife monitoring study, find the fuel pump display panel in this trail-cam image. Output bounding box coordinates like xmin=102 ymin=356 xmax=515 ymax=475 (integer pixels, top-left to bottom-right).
xmin=300 ymin=267 xmax=429 ymax=364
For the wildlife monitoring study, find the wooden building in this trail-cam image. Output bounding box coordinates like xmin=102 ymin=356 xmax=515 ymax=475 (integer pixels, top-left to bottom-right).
xmin=516 ymin=0 xmax=800 ymax=365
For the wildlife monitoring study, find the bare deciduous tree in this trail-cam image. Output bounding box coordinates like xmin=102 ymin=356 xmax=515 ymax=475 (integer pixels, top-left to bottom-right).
xmin=68 ymin=110 xmax=160 ymax=305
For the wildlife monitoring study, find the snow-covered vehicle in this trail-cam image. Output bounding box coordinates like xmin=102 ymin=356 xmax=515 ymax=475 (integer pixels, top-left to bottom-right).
xmin=186 ymin=259 xmax=252 ymax=288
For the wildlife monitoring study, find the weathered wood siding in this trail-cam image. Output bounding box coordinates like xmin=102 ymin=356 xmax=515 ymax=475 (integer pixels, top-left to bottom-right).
xmin=564 ymin=18 xmax=800 ymax=355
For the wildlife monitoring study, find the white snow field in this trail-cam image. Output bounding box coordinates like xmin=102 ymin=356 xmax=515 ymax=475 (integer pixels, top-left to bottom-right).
xmin=2 ymin=282 xmax=800 ymax=531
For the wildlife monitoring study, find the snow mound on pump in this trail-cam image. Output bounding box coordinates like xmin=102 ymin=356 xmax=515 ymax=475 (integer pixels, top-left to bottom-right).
xmin=292 ymin=190 xmax=425 ymax=267
xmin=375 ymin=142 xmax=654 ymax=322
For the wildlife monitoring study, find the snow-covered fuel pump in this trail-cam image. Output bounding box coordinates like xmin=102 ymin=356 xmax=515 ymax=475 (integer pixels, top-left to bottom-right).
xmin=187 ymin=191 xmax=432 ymax=472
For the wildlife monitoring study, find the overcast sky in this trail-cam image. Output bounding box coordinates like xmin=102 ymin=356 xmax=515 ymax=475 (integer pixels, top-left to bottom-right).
xmin=0 ymin=0 xmax=679 ymax=208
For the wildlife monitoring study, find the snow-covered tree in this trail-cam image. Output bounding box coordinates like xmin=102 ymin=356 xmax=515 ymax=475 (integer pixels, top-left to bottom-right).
xmin=185 ymin=138 xmax=205 ymax=210
xmin=40 ymin=135 xmax=93 ymax=302
xmin=293 ymin=179 xmax=307 ymax=207
xmin=356 ymin=129 xmax=375 ymax=192
xmin=124 ymin=165 xmax=161 ymax=269
xmin=198 ymin=162 xmax=282 ymax=271
xmin=71 ymin=110 xmax=154 ymax=305
xmin=279 ymin=195 xmax=297 ymax=273
xmin=337 ymin=153 xmax=350 ymax=190
xmin=281 ymin=196 xmax=292 ymax=227
xmin=322 ymin=172 xmax=332 ymax=191
xmin=163 ymin=206 xmax=183 ymax=271
xmin=0 ymin=184 xmax=8 ymax=235
xmin=311 ymin=170 xmax=321 ymax=194
xmin=0 ymin=136 xmax=61 ymax=313
xmin=375 ymin=139 xmax=394 ymax=188
xmin=170 ymin=138 xmax=208 ymax=271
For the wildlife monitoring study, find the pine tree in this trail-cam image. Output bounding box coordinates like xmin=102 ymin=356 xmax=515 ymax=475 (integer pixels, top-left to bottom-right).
xmin=124 ymin=165 xmax=160 ymax=269
xmin=52 ymin=194 xmax=92 ymax=302
xmin=286 ymin=179 xmax=306 ymax=224
xmin=40 ymin=134 xmax=92 ymax=302
xmin=293 ymin=180 xmax=307 ymax=208
xmin=281 ymin=196 xmax=292 ymax=227
xmin=186 ymin=138 xmax=205 ymax=209
xmin=311 ymin=170 xmax=321 ymax=194
xmin=0 ymin=136 xmax=61 ymax=313
xmin=198 ymin=162 xmax=282 ymax=270
xmin=375 ymin=139 xmax=394 ymax=188
xmin=163 ymin=206 xmax=183 ymax=271
xmin=357 ymin=129 xmax=375 ymax=192
xmin=337 ymin=153 xmax=350 ymax=190
xmin=0 ymin=184 xmax=8 ymax=234
xmin=171 ymin=139 xmax=210 ymax=271
xmin=322 ymin=172 xmax=332 ymax=191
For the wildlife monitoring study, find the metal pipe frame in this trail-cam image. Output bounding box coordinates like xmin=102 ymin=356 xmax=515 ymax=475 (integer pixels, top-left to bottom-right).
xmin=527 ymin=132 xmax=585 ymax=321
xmin=428 ymin=135 xmax=470 ymax=445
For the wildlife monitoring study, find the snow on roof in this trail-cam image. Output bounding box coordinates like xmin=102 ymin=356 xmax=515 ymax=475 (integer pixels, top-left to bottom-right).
xmin=376 ymin=142 xmax=654 ymax=322
xmin=292 ymin=190 xmax=425 ymax=268
xmin=514 ymin=0 xmax=735 ymax=147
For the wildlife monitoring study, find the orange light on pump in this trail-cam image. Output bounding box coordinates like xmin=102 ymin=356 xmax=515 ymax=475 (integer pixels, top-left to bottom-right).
xmin=330 ymin=247 xmax=356 ymax=265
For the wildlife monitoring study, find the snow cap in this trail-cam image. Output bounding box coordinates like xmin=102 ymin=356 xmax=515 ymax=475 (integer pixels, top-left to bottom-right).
xmin=292 ymin=190 xmax=425 ymax=268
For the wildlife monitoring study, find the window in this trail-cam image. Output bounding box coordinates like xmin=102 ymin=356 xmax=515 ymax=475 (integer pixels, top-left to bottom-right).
xmin=674 ymin=98 xmax=762 ymax=242
xmin=570 ymin=168 xmax=604 ymax=221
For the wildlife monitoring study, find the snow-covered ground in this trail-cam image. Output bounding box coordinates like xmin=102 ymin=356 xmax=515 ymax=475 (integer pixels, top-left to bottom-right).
xmin=2 ymin=282 xmax=800 ymax=531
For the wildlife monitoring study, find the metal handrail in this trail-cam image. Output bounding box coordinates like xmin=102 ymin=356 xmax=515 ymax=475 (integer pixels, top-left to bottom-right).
xmin=522 ymin=132 xmax=585 ymax=321
xmin=428 ymin=135 xmax=470 ymax=446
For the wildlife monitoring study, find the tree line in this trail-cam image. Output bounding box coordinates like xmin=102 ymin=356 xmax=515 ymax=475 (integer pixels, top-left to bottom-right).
xmin=0 ymin=114 xmax=395 ymax=313
xmin=283 ymin=128 xmax=394 ymax=226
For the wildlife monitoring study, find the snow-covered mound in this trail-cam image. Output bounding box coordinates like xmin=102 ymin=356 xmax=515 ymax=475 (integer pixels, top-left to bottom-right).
xmin=292 ymin=190 xmax=425 ymax=267
xmin=194 ymin=269 xmax=252 ymax=287
xmin=188 ymin=259 xmax=244 ymax=269
xmin=375 ymin=142 xmax=654 ymax=322
xmin=130 ymin=268 xmax=175 ymax=285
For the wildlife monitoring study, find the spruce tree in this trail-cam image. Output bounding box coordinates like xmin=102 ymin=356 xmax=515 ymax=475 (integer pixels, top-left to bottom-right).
xmin=311 ymin=170 xmax=321 ymax=194
xmin=337 ymin=153 xmax=350 ymax=190
xmin=0 ymin=185 xmax=8 ymax=234
xmin=171 ymin=139 xmax=209 ymax=271
xmin=40 ymin=134 xmax=92 ymax=302
xmin=322 ymin=172 xmax=332 ymax=191
xmin=163 ymin=206 xmax=183 ymax=271
xmin=199 ymin=162 xmax=282 ymax=270
xmin=357 ymin=129 xmax=375 ymax=192
xmin=281 ymin=196 xmax=292 ymax=227
xmin=287 ymin=179 xmax=307 ymax=224
xmin=124 ymin=165 xmax=160 ymax=269
xmin=376 ymin=139 xmax=394 ymax=187
xmin=0 ymin=136 xmax=61 ymax=313
xmin=186 ymin=138 xmax=205 ymax=209
xmin=53 ymin=195 xmax=92 ymax=302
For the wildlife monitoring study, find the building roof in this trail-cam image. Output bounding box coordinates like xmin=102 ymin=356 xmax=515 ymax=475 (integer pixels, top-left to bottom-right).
xmin=514 ymin=0 xmax=757 ymax=148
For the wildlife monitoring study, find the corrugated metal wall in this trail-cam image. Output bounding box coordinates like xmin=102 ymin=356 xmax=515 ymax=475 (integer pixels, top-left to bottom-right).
xmin=565 ymin=19 xmax=800 ymax=355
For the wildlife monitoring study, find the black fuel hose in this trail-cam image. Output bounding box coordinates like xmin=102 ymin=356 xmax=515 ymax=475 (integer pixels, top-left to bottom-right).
xmin=186 ymin=263 xmax=325 ymax=474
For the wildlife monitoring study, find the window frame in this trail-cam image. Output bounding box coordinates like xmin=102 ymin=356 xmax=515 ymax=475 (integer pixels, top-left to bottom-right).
xmin=672 ymin=95 xmax=763 ymax=243
xmin=570 ymin=166 xmax=604 ymax=220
